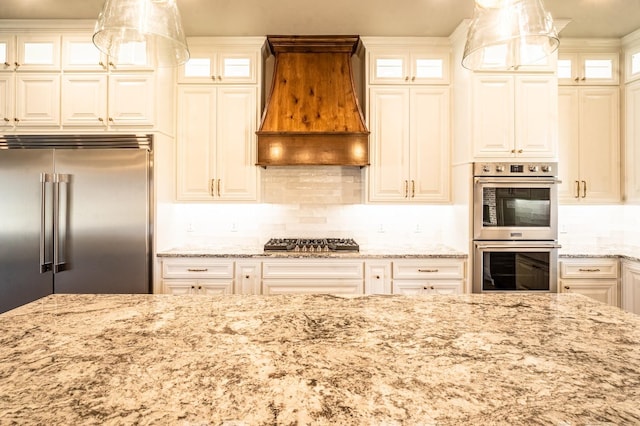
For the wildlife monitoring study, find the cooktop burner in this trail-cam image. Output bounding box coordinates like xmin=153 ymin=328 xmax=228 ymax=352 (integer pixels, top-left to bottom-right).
xmin=264 ymin=238 xmax=359 ymax=253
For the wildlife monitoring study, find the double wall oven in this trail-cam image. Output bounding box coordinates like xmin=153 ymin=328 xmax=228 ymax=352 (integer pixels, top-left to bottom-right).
xmin=472 ymin=162 xmax=561 ymax=293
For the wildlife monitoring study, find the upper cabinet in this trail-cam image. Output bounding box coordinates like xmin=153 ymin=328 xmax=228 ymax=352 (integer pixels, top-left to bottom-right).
xmin=472 ymin=74 xmax=557 ymax=159
xmin=0 ymin=34 xmax=60 ymax=71
xmin=177 ymin=38 xmax=261 ymax=84
xmin=61 ymin=34 xmax=153 ymax=71
xmin=557 ymin=52 xmax=619 ymax=85
xmin=175 ymin=37 xmax=264 ymax=203
xmin=362 ymin=38 xmax=451 ymax=204
xmin=368 ymin=48 xmax=450 ymax=85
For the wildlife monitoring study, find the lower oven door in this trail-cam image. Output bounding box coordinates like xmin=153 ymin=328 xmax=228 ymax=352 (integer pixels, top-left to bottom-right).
xmin=473 ymin=241 xmax=559 ymax=293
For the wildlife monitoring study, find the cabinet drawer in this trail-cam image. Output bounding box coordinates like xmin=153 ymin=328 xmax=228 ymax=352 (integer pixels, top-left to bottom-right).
xmin=263 ymin=279 xmax=363 ymax=295
xmin=560 ymin=259 xmax=619 ymax=279
xmin=162 ymin=259 xmax=234 ymax=279
xmin=262 ymin=261 xmax=363 ymax=279
xmin=392 ymin=259 xmax=465 ymax=280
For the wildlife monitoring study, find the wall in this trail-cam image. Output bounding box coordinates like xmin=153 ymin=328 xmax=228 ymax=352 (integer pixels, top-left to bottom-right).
xmin=156 ymin=165 xmax=463 ymax=252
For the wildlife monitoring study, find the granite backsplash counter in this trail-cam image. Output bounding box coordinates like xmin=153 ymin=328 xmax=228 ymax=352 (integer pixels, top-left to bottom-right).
xmin=1 ymin=293 xmax=639 ymax=425
xmin=559 ymin=244 xmax=640 ymax=262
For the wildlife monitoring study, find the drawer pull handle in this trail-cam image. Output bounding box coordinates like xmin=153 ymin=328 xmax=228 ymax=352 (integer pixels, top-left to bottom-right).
xmin=418 ymin=269 xmax=439 ymax=273
xmin=578 ymin=268 xmax=601 ymax=272
xmin=187 ymin=268 xmax=208 ymax=272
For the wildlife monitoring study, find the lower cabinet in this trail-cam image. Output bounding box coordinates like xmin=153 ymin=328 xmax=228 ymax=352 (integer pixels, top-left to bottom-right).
xmin=160 ymin=257 xmax=468 ymax=295
xmin=161 ymin=258 xmax=234 ymax=295
xmin=559 ymin=258 xmax=620 ymax=307
xmin=261 ymin=259 xmax=364 ymax=295
xmin=392 ymin=259 xmax=466 ymax=295
xmin=622 ymin=259 xmax=640 ymax=314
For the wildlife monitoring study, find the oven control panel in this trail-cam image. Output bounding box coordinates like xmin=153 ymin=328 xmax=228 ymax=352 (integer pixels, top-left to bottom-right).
xmin=474 ymin=162 xmax=557 ymax=177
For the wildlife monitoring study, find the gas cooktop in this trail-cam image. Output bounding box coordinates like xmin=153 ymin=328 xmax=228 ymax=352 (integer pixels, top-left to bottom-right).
xmin=264 ymin=238 xmax=359 ymax=253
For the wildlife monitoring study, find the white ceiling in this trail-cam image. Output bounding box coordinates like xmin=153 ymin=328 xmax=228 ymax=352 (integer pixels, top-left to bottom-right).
xmin=0 ymin=0 xmax=639 ymax=39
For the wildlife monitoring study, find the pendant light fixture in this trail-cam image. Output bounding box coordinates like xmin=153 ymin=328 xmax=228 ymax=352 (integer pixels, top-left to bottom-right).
xmin=93 ymin=0 xmax=190 ymax=67
xmin=462 ymin=0 xmax=559 ymax=71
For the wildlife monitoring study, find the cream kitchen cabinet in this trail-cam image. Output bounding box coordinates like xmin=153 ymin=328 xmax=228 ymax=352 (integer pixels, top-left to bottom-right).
xmin=391 ymin=259 xmax=466 ymax=295
xmin=367 ymin=86 xmax=450 ymax=203
xmin=0 ymin=34 xmax=61 ymax=128
xmin=559 ymin=258 xmax=619 ymax=307
xmin=557 ymin=86 xmax=620 ymax=203
xmin=61 ymin=72 xmax=155 ymax=128
xmin=0 ymin=34 xmax=61 ymax=72
xmin=235 ymin=260 xmax=262 ymax=295
xmin=177 ymin=37 xmax=263 ymax=84
xmin=176 ymin=85 xmax=258 ymax=201
xmin=366 ymin=47 xmax=450 ymax=85
xmin=621 ymin=259 xmax=640 ymax=315
xmin=261 ymin=259 xmax=364 ymax=295
xmin=364 ymin=260 xmax=392 ymax=294
xmin=624 ymin=80 xmax=640 ymax=202
xmin=472 ymin=74 xmax=557 ymax=159
xmin=557 ymin=52 xmax=619 ymax=86
xmin=0 ymin=72 xmax=60 ymax=128
xmin=62 ymin=34 xmax=153 ymax=71
xmin=161 ymin=258 xmax=234 ymax=295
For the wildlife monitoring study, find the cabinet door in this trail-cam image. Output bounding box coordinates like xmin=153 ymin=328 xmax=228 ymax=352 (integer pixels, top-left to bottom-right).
xmin=557 ymin=87 xmax=582 ymax=202
xmin=15 ymin=35 xmax=60 ymax=71
xmin=392 ymin=280 xmax=463 ymax=295
xmin=368 ymin=51 xmax=410 ymax=85
xmin=472 ymin=75 xmax=515 ymax=157
xmin=559 ymin=279 xmax=619 ymax=307
xmin=410 ymin=86 xmax=450 ymax=202
xmin=107 ymin=73 xmax=155 ymax=126
xmin=0 ymin=35 xmax=15 ymax=70
xmin=558 ymin=53 xmax=619 ymax=85
xmin=578 ymin=87 xmax=620 ymax=202
xmin=367 ymin=87 xmax=411 ymax=202
xmin=178 ymin=47 xmax=217 ymax=83
xmin=61 ymin=74 xmax=108 ymax=126
xmin=625 ymin=81 xmax=640 ymax=202
xmin=515 ymin=75 xmax=557 ymax=157
xmin=14 ymin=73 xmax=60 ymax=126
xmin=364 ymin=261 xmax=392 ymax=294
xmin=61 ymin=35 xmax=106 ymax=71
xmin=198 ymin=280 xmax=234 ymax=295
xmin=409 ymin=51 xmax=450 ymax=84
xmin=215 ymin=86 xmax=258 ymax=201
xmin=176 ymin=85 xmax=217 ymax=200
xmin=0 ymin=74 xmax=14 ymax=127
xmin=216 ymin=50 xmax=259 ymax=84
xmin=236 ymin=261 xmax=261 ymax=295
xmin=622 ymin=262 xmax=640 ymax=315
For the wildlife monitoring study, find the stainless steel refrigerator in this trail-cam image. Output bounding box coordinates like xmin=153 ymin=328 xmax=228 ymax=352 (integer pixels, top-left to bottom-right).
xmin=0 ymin=134 xmax=153 ymax=314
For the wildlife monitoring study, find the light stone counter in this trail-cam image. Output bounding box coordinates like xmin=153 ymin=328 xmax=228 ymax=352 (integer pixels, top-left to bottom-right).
xmin=157 ymin=244 xmax=467 ymax=259
xmin=1 ymin=293 xmax=639 ymax=425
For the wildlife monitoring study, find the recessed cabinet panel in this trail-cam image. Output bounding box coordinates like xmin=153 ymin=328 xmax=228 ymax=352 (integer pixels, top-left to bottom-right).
xmin=369 ymin=50 xmax=449 ymax=85
xmin=178 ymin=45 xmax=259 ymax=84
xmin=107 ymin=74 xmax=155 ymax=126
xmin=472 ymin=75 xmax=514 ymax=157
xmin=0 ymin=74 xmax=13 ymax=127
xmin=16 ymin=35 xmax=60 ymax=70
xmin=62 ymin=35 xmax=105 ymax=71
xmin=15 ymin=73 xmax=60 ymax=126
xmin=61 ymin=74 xmax=108 ymax=126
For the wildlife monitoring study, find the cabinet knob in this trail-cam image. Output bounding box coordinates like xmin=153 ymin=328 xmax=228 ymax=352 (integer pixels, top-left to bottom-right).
xmin=404 ymin=76 xmax=409 ymax=81
xmin=411 ymin=76 xmax=416 ymax=82
xmin=511 ymin=149 xmax=516 ymax=154
xmin=14 ymin=62 xmax=20 ymax=69
xmin=98 ymin=117 xmax=104 ymax=122
xmin=564 ymin=286 xmax=570 ymax=290
xmin=517 ymin=149 xmax=523 ymax=154
xmin=3 ymin=61 xmax=9 ymax=67
xmin=580 ymin=77 xmax=586 ymax=81
xmin=197 ymin=285 xmax=202 ymax=290
xmin=14 ymin=118 xmax=19 ymax=122
xmin=574 ymin=77 xmax=580 ymax=82
xmin=375 ymin=275 xmax=381 ymax=279
xmin=3 ymin=117 xmax=9 ymax=122
xmin=98 ymin=61 xmax=107 ymax=70
xmin=109 ymin=61 xmax=116 ymax=68
xmin=108 ymin=117 xmax=114 ymax=122
xmin=245 ymin=275 xmax=250 ymax=279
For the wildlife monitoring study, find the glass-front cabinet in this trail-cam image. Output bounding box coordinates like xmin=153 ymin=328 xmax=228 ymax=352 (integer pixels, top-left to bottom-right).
xmin=177 ymin=38 xmax=260 ymax=84
xmin=557 ymin=52 xmax=619 ymax=85
xmin=0 ymin=34 xmax=60 ymax=71
xmin=368 ymin=48 xmax=450 ymax=85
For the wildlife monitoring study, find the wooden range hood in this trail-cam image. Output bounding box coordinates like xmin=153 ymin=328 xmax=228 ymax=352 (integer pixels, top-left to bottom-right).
xmin=256 ymin=35 xmax=370 ymax=167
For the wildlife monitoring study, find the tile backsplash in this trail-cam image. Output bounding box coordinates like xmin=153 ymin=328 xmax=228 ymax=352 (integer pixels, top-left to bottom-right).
xmin=157 ymin=167 xmax=465 ymax=251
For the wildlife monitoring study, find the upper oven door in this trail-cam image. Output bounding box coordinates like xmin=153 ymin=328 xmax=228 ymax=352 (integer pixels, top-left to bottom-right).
xmin=474 ymin=177 xmax=558 ymax=241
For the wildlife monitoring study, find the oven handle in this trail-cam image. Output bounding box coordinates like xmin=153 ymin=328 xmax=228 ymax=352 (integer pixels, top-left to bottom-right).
xmin=474 ymin=177 xmax=562 ymax=185
xmin=475 ymin=242 xmax=562 ymax=249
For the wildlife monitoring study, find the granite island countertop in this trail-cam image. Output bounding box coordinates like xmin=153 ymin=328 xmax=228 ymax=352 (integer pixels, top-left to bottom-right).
xmin=1 ymin=293 xmax=639 ymax=425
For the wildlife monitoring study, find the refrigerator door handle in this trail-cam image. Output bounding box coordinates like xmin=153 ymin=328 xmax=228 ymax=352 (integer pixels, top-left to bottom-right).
xmin=54 ymin=173 xmax=70 ymax=273
xmin=39 ymin=173 xmax=53 ymax=273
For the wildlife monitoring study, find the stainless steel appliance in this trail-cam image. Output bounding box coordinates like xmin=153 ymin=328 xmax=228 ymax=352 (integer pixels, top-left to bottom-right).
xmin=0 ymin=134 xmax=153 ymax=314
xmin=472 ymin=162 xmax=560 ymax=293
xmin=473 ymin=162 xmax=559 ymax=241
xmin=264 ymin=238 xmax=359 ymax=253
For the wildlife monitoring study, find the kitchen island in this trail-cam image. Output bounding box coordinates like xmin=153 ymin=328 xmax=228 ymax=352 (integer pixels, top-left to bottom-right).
xmin=1 ymin=293 xmax=639 ymax=425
